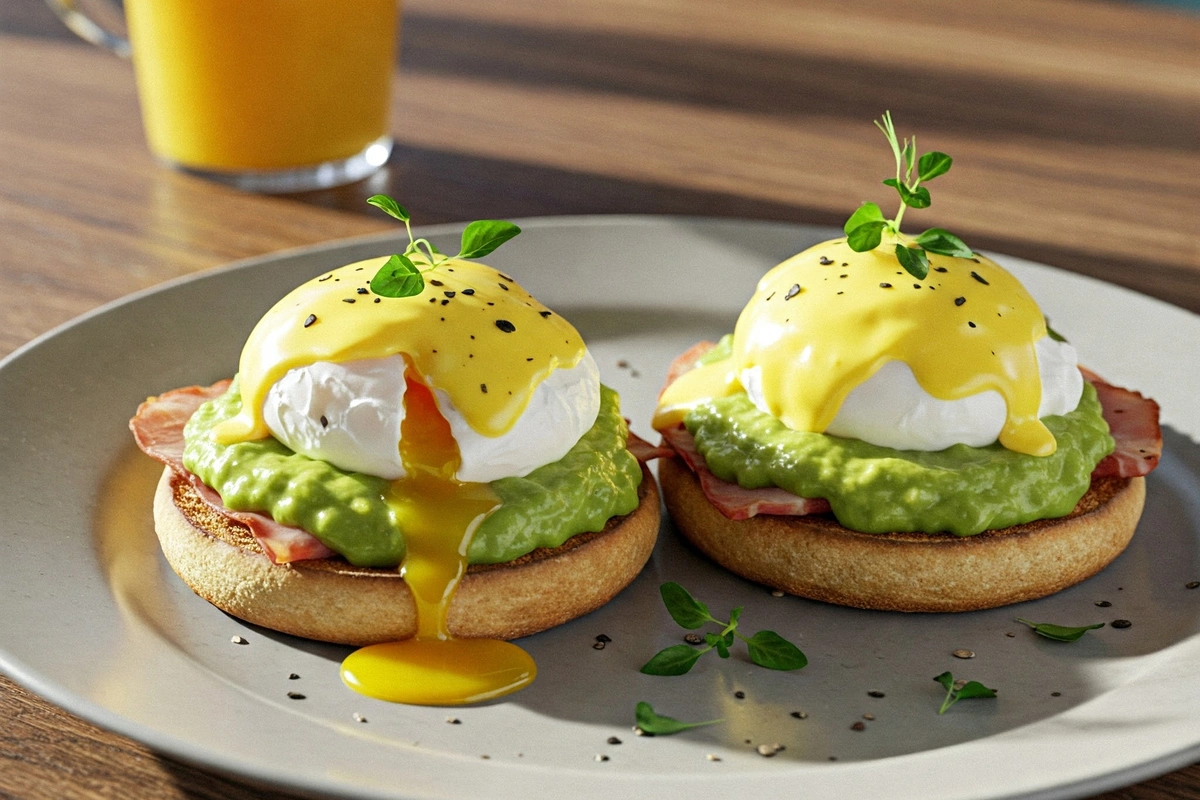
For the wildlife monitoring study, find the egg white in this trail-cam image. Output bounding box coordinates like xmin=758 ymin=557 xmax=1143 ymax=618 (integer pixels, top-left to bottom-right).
xmin=261 ymin=352 xmax=601 ymax=482
xmin=740 ymin=337 xmax=1083 ymax=451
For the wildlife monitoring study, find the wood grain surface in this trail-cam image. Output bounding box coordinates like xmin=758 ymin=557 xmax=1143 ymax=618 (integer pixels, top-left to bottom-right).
xmin=1 ymin=0 xmax=1198 ymax=797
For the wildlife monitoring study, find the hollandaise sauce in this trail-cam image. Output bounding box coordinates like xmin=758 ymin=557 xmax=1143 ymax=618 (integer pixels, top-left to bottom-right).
xmin=214 ymin=257 xmax=586 ymax=705
xmin=655 ymin=236 xmax=1056 ymax=456
xmin=340 ymin=372 xmax=535 ymax=705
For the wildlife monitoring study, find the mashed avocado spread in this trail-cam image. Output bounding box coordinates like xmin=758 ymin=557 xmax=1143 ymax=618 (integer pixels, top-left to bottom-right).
xmin=685 ymin=337 xmax=1114 ymax=536
xmin=182 ymin=379 xmax=642 ymax=567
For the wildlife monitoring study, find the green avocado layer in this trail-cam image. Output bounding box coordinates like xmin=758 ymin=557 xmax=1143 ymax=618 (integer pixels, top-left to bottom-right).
xmin=182 ymin=379 xmax=642 ymax=567
xmin=684 ymin=342 xmax=1114 ymax=536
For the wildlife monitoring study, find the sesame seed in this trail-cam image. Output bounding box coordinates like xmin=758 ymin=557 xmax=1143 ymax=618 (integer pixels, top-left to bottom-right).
xmin=287 ymin=692 xmax=306 ymax=700
xmin=952 ymin=649 xmax=975 ymax=659
xmin=495 ymin=319 xmax=516 ymax=333
xmin=353 ymin=713 xmax=367 ymax=723
xmin=231 ymin=636 xmax=248 ymax=645
xmin=879 ymin=282 xmax=892 ymax=289
xmin=955 ymin=297 xmax=966 ymax=306
xmin=971 ymin=271 xmax=990 ymax=285
xmin=607 ymin=736 xmax=622 ymax=745
xmin=342 ymin=298 xmax=356 ymax=304
xmin=357 ymin=287 xmax=368 ymax=295
xmin=303 ymin=314 xmax=317 ymax=328
xmin=785 ymin=284 xmax=802 ymax=300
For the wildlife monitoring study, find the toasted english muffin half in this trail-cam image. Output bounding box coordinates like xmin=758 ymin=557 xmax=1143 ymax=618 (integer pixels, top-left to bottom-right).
xmin=659 ymin=456 xmax=1143 ymax=612
xmin=154 ymin=464 xmax=660 ymax=645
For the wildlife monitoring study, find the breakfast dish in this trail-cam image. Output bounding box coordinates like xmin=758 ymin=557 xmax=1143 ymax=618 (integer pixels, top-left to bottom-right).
xmin=129 ymin=205 xmax=659 ymax=704
xmin=0 ymin=217 xmax=1196 ymax=800
xmin=653 ymin=119 xmax=1161 ymax=611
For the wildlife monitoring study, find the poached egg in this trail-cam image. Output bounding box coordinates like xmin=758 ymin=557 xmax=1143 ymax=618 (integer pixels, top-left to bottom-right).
xmin=214 ymin=254 xmax=598 ymax=705
xmin=655 ymin=234 xmax=1083 ymax=456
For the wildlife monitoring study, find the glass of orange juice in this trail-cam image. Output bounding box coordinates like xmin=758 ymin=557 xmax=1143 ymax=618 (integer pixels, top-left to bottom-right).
xmin=45 ymin=0 xmax=398 ymax=193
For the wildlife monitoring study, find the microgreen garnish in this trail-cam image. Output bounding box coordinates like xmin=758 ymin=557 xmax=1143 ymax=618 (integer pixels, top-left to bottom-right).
xmin=366 ymin=194 xmax=521 ymax=298
xmin=1016 ymin=618 xmax=1105 ymax=642
xmin=933 ymin=671 xmax=997 ymax=714
xmin=640 ymin=582 xmax=807 ymax=675
xmin=844 ymin=112 xmax=972 ymax=280
xmin=634 ymin=701 xmax=722 ymax=736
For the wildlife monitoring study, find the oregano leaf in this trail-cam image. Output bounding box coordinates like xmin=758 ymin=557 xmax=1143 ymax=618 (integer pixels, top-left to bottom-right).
xmin=641 ymin=645 xmax=704 ymax=676
xmin=894 ymin=244 xmax=930 ymax=280
xmin=1016 ymin=618 xmax=1105 ymax=642
xmin=847 ymin=220 xmax=887 ymax=252
xmin=458 ymin=220 xmax=521 ymax=260
xmin=843 ymin=202 xmax=885 ymax=235
xmin=369 ymin=253 xmax=424 ymax=298
xmin=366 ymin=194 xmax=410 ymax=222
xmin=918 ymin=151 xmax=953 ymax=181
xmin=745 ymin=630 xmax=808 ymax=671
xmin=659 ymin=582 xmax=712 ymax=629
xmin=634 ymin=702 xmax=722 ymax=736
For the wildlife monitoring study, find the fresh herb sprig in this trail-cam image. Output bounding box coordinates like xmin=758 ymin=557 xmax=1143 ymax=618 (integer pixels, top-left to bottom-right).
xmin=1016 ymin=618 xmax=1105 ymax=642
xmin=634 ymin=701 xmax=722 ymax=736
xmin=933 ymin=671 xmax=997 ymax=714
xmin=640 ymin=582 xmax=807 ymax=675
xmin=843 ymin=111 xmax=972 ymax=280
xmin=366 ymin=194 xmax=521 ymax=298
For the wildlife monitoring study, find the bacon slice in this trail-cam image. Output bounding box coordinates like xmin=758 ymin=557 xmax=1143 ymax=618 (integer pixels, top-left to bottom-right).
xmin=626 ymin=429 xmax=673 ymax=462
xmin=130 ymin=382 xmax=336 ymax=564
xmin=659 ymin=425 xmax=831 ymax=520
xmin=1080 ymin=368 xmax=1162 ymax=478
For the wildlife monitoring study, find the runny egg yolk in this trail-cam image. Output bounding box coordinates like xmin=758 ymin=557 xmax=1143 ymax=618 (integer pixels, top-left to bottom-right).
xmin=214 ymin=256 xmax=586 ymax=705
xmin=339 ymin=370 xmax=535 ymax=705
xmin=654 ymin=236 xmax=1057 ymax=456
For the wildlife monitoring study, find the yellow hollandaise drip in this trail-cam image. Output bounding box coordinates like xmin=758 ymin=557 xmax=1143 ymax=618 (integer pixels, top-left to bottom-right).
xmin=654 ymin=237 xmax=1056 ymax=456
xmin=212 ymin=256 xmax=586 ymax=445
xmin=340 ymin=371 xmax=536 ymax=705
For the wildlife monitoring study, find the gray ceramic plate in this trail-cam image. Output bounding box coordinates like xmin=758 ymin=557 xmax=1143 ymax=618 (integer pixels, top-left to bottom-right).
xmin=1 ymin=217 xmax=1198 ymax=800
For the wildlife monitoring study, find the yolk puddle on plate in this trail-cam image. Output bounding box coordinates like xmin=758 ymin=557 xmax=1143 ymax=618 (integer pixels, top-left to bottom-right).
xmin=340 ymin=371 xmax=536 ymax=705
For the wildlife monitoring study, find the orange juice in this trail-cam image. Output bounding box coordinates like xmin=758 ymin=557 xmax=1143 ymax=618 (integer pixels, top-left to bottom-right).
xmin=124 ymin=0 xmax=397 ymax=172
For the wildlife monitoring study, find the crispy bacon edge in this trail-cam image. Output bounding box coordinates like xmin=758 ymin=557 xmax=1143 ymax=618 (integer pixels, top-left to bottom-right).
xmin=129 ymin=381 xmax=336 ymax=564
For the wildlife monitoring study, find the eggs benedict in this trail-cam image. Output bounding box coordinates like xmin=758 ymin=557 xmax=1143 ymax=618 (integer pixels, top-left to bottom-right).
xmin=652 ymin=115 xmax=1160 ymax=612
xmin=131 ymin=201 xmax=660 ymax=704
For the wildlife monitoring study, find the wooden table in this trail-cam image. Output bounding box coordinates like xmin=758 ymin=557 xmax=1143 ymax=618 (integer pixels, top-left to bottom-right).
xmin=1 ymin=0 xmax=1197 ymax=797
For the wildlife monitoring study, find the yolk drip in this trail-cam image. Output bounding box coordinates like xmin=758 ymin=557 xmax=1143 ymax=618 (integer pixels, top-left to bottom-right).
xmin=339 ymin=372 xmax=536 ymax=705
xmin=654 ymin=236 xmax=1055 ymax=456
